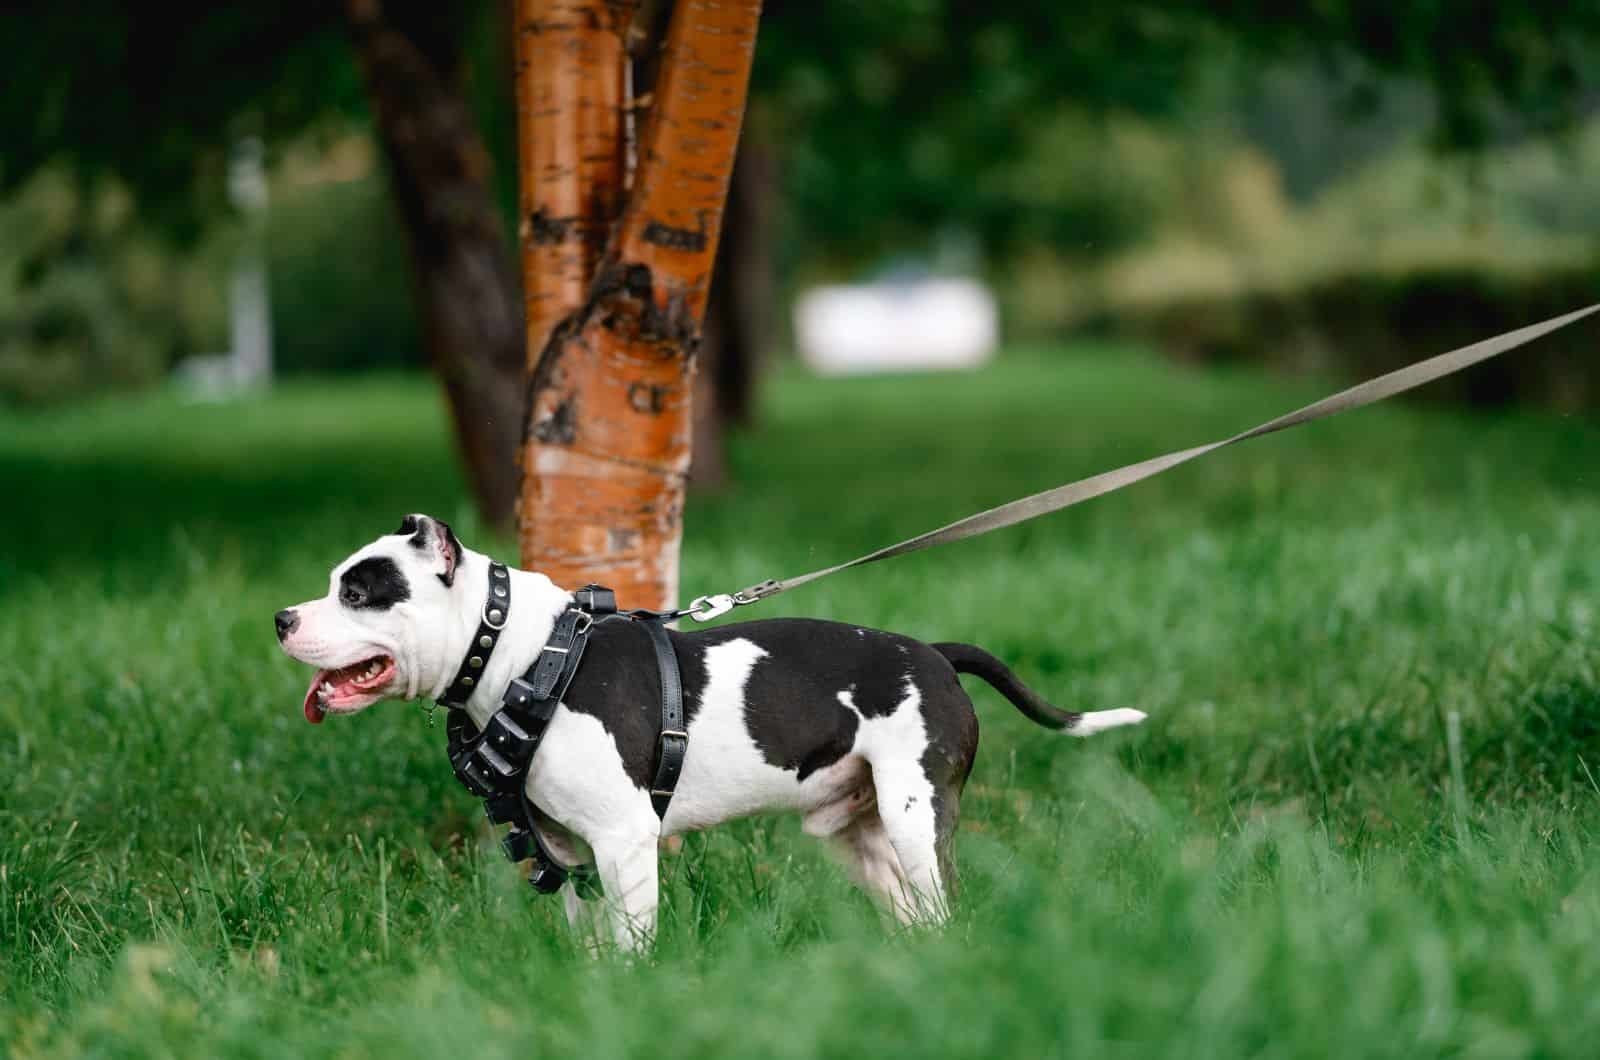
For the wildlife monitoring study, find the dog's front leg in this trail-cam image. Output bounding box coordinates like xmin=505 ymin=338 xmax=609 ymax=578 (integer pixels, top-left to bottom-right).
xmin=527 ymin=712 xmax=663 ymax=951
xmin=588 ymin=831 xmax=661 ymax=952
xmin=562 ymin=882 xmax=610 ymax=956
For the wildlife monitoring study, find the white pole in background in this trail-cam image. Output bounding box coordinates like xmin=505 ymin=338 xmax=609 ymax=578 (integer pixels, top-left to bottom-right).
xmin=226 ymin=135 xmax=272 ymax=387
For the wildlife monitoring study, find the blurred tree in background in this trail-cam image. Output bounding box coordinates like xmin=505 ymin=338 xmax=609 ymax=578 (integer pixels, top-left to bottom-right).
xmin=1 ymin=1 xmax=1597 ymax=517
xmin=0 ymin=169 xmax=226 ymax=403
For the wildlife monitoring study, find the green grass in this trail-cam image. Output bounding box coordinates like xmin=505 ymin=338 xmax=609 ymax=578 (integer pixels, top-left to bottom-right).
xmin=3 ymin=345 xmax=1600 ymax=1058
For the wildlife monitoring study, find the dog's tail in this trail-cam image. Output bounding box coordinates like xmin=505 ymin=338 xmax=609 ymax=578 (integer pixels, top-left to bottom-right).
xmin=932 ymin=643 xmax=1146 ymax=737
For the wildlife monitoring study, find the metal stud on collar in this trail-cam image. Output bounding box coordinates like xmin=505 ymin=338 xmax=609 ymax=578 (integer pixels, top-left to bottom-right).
xmin=437 ymin=561 xmax=513 ymax=709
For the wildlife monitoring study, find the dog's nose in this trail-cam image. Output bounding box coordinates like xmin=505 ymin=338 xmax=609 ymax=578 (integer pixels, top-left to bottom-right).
xmin=274 ymin=609 xmax=300 ymax=641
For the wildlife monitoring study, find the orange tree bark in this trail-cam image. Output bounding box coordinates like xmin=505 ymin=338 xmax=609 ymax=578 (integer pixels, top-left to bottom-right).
xmin=518 ymin=0 xmax=763 ymax=608
xmin=514 ymin=0 xmax=632 ymax=367
xmin=346 ymin=0 xmax=525 ymax=524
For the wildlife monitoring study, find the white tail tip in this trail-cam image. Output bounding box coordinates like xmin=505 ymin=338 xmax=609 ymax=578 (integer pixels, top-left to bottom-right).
xmin=1069 ymin=708 xmax=1147 ymax=737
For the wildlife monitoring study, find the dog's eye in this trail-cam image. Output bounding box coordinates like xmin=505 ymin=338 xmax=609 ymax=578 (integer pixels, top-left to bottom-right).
xmin=336 ymin=558 xmax=410 ymax=612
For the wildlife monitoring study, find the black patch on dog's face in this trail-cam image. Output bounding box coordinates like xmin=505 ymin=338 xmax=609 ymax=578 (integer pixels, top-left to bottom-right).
xmin=339 ymin=557 xmax=411 ymax=611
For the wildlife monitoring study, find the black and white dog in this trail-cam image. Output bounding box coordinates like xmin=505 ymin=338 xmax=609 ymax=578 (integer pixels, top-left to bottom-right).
xmin=275 ymin=515 xmax=1144 ymax=948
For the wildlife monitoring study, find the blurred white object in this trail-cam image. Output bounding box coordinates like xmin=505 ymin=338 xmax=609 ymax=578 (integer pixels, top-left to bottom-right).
xmin=794 ymin=277 xmax=997 ymax=375
xmin=226 ymin=135 xmax=273 ymax=388
xmin=176 ymin=134 xmax=273 ymax=400
xmin=172 ymin=354 xmax=239 ymax=402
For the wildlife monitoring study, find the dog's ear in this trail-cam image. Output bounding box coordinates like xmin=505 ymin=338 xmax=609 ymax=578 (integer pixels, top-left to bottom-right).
xmin=397 ymin=513 xmax=461 ymax=587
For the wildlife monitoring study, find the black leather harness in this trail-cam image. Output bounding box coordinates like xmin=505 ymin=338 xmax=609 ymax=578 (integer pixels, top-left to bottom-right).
xmin=440 ymin=564 xmax=688 ymax=895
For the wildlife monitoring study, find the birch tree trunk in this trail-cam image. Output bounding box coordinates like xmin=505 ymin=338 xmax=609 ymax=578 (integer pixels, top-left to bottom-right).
xmin=514 ymin=0 xmax=632 ymax=369
xmin=517 ymin=0 xmax=763 ymax=609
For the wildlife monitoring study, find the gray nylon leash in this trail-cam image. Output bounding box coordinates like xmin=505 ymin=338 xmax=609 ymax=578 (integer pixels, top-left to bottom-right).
xmin=688 ymin=303 xmax=1600 ymax=621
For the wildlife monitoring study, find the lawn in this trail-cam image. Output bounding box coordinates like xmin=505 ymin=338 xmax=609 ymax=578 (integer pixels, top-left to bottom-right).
xmin=3 ymin=343 xmax=1599 ymax=1058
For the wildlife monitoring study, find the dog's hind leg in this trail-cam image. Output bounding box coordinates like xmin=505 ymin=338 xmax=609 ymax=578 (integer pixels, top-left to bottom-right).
xmin=827 ymin=810 xmax=908 ymax=913
xmin=865 ymin=764 xmax=949 ymax=924
xmin=928 ymin=781 xmax=965 ymax=901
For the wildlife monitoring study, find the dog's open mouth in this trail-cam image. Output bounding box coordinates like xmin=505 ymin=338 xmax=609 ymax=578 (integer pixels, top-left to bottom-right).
xmin=302 ymin=655 xmax=396 ymax=724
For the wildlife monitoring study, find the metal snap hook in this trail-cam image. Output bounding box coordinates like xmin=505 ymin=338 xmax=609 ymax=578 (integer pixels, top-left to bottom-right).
xmin=688 ymin=594 xmax=736 ymax=622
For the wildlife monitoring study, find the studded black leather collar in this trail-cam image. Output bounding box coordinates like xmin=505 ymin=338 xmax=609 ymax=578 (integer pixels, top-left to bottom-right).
xmin=436 ymin=561 xmax=510 ymax=708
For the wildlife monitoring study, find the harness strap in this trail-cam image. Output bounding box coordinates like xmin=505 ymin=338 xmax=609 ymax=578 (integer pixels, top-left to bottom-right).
xmin=642 ymin=618 xmax=686 ymax=819
xmin=442 ymin=579 xmax=687 ymax=895
xmin=524 ymin=608 xmax=593 ymax=701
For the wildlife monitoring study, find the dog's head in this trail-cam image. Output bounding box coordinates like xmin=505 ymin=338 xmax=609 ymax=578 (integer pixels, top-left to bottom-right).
xmin=276 ymin=514 xmax=466 ymax=723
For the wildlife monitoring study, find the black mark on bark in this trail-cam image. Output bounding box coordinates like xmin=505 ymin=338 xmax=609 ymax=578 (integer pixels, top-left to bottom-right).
xmin=640 ymin=214 xmax=708 ymax=253
xmin=589 ymin=260 xmax=700 ymax=347
xmin=529 ymin=207 xmax=578 ymax=245
xmin=534 ymin=395 xmax=578 ymax=444
xmin=628 ymin=382 xmax=669 ymax=414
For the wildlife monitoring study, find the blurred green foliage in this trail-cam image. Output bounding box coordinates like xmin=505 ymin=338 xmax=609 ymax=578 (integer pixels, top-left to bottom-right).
xmin=266 ymin=169 xmax=423 ymax=376
xmin=0 ymin=169 xmax=225 ymax=404
xmin=1000 ymin=110 xmax=1600 ymax=351
xmin=752 ymin=2 xmax=1209 ymax=263
xmin=1102 ymin=262 xmax=1600 ymax=414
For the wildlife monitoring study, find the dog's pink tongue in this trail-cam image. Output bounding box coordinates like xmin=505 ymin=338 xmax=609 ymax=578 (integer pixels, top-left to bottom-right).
xmin=303 ymin=672 xmax=329 ymax=724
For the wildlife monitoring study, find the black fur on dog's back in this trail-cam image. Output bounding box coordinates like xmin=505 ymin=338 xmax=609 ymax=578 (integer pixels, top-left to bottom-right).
xmin=561 ymin=618 xmax=975 ymax=792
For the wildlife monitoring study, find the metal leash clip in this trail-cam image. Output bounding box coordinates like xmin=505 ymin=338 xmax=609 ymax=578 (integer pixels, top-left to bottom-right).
xmin=687 ymin=593 xmax=736 ymax=622
xmin=687 ymin=582 xmax=778 ymax=622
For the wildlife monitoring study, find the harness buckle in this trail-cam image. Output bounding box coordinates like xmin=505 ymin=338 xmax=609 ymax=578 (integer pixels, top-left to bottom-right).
xmin=654 ymin=727 xmax=688 ymax=790
xmin=573 ymin=585 xmax=618 ymax=616
xmin=687 ymin=594 xmax=736 ymax=622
